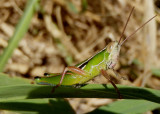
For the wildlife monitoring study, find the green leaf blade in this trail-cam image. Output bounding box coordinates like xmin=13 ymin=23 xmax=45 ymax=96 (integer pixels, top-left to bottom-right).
xmin=0 ymin=99 xmax=75 ymax=114
xmin=0 ymin=73 xmax=31 ymax=86
xmin=0 ymin=84 xmax=159 ymax=103
xmin=89 ymin=99 xmax=160 ymax=114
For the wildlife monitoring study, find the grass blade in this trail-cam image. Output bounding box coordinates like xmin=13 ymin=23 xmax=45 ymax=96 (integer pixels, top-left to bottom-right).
xmin=0 ymin=0 xmax=39 ymax=72
xmin=0 ymin=73 xmax=31 ymax=86
xmin=0 ymin=99 xmax=75 ymax=114
xmin=81 ymin=0 xmax=88 ymax=12
xmin=0 ymin=84 xmax=159 ymax=103
xmin=88 ymin=99 xmax=160 ymax=114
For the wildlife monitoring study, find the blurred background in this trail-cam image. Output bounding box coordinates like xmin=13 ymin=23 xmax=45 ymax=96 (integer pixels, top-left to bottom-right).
xmin=0 ymin=0 xmax=160 ymax=113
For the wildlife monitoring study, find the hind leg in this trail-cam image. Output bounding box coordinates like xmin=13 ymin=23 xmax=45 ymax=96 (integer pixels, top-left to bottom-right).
xmin=52 ymin=66 xmax=87 ymax=93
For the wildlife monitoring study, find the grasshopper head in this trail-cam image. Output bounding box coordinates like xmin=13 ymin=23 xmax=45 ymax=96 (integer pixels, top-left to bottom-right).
xmin=106 ymin=41 xmax=121 ymax=69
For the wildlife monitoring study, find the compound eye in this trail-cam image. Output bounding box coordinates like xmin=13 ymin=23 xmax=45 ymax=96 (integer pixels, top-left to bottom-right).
xmin=106 ymin=42 xmax=115 ymax=53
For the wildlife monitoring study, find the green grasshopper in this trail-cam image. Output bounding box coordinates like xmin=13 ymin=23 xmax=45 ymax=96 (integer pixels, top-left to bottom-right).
xmin=34 ymin=7 xmax=156 ymax=98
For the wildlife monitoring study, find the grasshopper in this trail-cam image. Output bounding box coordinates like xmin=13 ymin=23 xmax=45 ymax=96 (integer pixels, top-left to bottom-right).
xmin=34 ymin=7 xmax=156 ymax=98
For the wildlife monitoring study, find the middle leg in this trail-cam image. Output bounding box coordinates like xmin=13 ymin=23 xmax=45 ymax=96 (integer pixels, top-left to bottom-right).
xmin=101 ymin=69 xmax=122 ymax=99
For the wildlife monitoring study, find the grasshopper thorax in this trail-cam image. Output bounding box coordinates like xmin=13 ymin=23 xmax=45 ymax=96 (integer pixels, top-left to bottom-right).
xmin=106 ymin=41 xmax=121 ymax=69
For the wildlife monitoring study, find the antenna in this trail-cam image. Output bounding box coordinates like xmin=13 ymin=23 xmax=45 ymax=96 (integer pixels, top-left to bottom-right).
xmin=118 ymin=7 xmax=135 ymax=45
xmin=120 ymin=15 xmax=157 ymax=45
